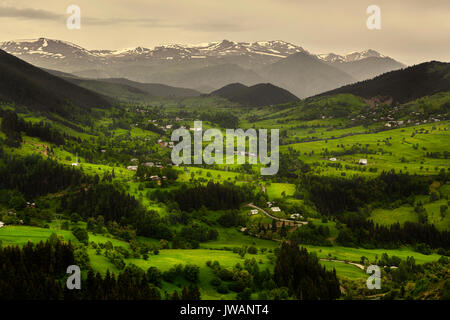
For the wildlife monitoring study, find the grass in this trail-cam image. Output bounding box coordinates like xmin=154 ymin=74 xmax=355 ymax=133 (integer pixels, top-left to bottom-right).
xmin=266 ymin=183 xmax=296 ymax=200
xmin=200 ymin=227 xmax=279 ymax=250
xmin=0 ymin=225 xmax=78 ymax=245
xmin=88 ymin=249 xmax=120 ymax=274
xmin=280 ymin=122 xmax=450 ymax=177
xmin=319 ymin=260 xmax=367 ymax=280
xmin=302 ymin=244 xmax=442 ymax=265
xmin=125 ymin=248 xmax=273 ymax=300
xmin=369 ymin=196 xmax=450 ymax=231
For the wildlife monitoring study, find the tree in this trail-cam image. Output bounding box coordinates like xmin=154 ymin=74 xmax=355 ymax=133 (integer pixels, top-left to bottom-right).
xmin=72 ymin=226 xmax=89 ymax=244
xmin=441 ymin=205 xmax=448 ymax=219
xmin=274 ymin=241 xmax=340 ymax=300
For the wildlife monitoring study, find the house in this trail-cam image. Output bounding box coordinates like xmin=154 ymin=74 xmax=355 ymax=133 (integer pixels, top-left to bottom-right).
xmin=271 ymin=207 xmax=281 ymax=212
xmin=266 ymin=202 xmax=273 ymax=207
xmin=329 ymin=157 xmax=337 ymax=162
xmin=0 ymin=221 xmax=4 ymax=228
xmin=127 ymin=166 xmax=138 ymax=171
xmin=250 ymin=209 xmax=258 ymax=215
xmin=359 ymin=159 xmax=368 ymax=165
xmin=290 ymin=213 xmax=304 ymax=220
xmin=144 ymin=162 xmax=155 ymax=167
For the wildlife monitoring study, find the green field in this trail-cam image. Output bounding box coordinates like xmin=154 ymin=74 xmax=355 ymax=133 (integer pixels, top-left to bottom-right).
xmin=0 ymin=225 xmax=78 ymax=245
xmin=319 ymin=260 xmax=367 ymax=280
xmin=266 ymin=183 xmax=296 ymax=200
xmin=302 ymin=244 xmax=442 ymax=265
xmin=126 ymin=249 xmax=272 ymax=300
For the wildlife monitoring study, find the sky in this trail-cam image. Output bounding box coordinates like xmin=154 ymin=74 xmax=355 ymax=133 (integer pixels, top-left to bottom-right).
xmin=0 ymin=0 xmax=449 ymax=65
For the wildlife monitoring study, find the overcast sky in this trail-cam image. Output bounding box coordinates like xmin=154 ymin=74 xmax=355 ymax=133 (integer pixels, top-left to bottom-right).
xmin=0 ymin=0 xmax=449 ymax=65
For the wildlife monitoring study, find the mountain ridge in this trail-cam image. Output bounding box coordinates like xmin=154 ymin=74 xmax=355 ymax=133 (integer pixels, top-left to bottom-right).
xmin=0 ymin=38 xmax=406 ymax=97
xmin=316 ymin=61 xmax=450 ymax=104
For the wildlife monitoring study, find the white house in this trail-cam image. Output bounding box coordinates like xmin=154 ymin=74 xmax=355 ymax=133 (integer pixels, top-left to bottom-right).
xmin=359 ymin=159 xmax=368 ymax=165
xmin=271 ymin=207 xmax=281 ymax=212
xmin=250 ymin=209 xmax=258 ymax=215
xmin=290 ymin=213 xmax=304 ymax=220
xmin=127 ymin=166 xmax=138 ymax=171
xmin=72 ymin=153 xmax=79 ymax=166
xmin=329 ymin=157 xmax=337 ymax=162
xmin=0 ymin=221 xmax=4 ymax=228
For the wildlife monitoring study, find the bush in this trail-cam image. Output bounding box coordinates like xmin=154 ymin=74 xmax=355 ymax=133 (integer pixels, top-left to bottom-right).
xmin=247 ymin=246 xmax=258 ymax=254
xmin=72 ymin=226 xmax=89 ymax=244
xmin=217 ymin=284 xmax=229 ymax=294
xmin=210 ymin=277 xmax=221 ymax=287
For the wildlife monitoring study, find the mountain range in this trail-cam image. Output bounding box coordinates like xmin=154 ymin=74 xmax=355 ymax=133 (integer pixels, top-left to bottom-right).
xmin=0 ymin=38 xmax=405 ymax=98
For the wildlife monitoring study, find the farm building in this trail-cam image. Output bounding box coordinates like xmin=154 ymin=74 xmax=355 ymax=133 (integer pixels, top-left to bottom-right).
xmin=250 ymin=209 xmax=258 ymax=215
xmin=329 ymin=157 xmax=337 ymax=161
xmin=359 ymin=159 xmax=368 ymax=165
xmin=271 ymin=207 xmax=281 ymax=212
xmin=290 ymin=213 xmax=303 ymax=220
xmin=127 ymin=166 xmax=138 ymax=171
xmin=0 ymin=221 xmax=4 ymax=228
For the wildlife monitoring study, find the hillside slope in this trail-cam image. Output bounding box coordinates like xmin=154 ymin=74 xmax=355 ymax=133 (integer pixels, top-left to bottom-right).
xmin=318 ymin=61 xmax=450 ymax=104
xmin=210 ymin=83 xmax=299 ymax=106
xmin=0 ymin=50 xmax=110 ymax=113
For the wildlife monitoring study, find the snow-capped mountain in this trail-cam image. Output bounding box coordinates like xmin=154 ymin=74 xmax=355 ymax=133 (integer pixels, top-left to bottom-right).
xmin=317 ymin=49 xmax=387 ymax=63
xmin=0 ymin=38 xmax=405 ymax=97
xmin=0 ymin=38 xmax=307 ymax=62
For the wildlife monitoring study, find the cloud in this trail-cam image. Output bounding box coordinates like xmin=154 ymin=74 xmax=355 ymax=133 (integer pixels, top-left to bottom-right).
xmin=0 ymin=5 xmax=248 ymax=32
xmin=0 ymin=6 xmax=62 ymax=20
xmin=0 ymin=5 xmax=168 ymax=28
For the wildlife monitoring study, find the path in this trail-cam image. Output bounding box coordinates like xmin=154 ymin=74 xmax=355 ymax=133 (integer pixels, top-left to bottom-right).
xmin=319 ymin=258 xmax=365 ymax=270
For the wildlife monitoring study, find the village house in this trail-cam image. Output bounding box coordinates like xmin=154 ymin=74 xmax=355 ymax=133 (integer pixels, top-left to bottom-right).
xmin=127 ymin=165 xmax=138 ymax=171
xmin=0 ymin=221 xmax=4 ymax=228
xmin=271 ymin=207 xmax=281 ymax=212
xmin=250 ymin=209 xmax=258 ymax=215
xmin=359 ymin=159 xmax=368 ymax=165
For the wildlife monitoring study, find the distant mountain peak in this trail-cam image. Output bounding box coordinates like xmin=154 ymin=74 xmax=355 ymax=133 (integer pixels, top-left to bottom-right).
xmin=318 ymin=49 xmax=388 ymax=63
